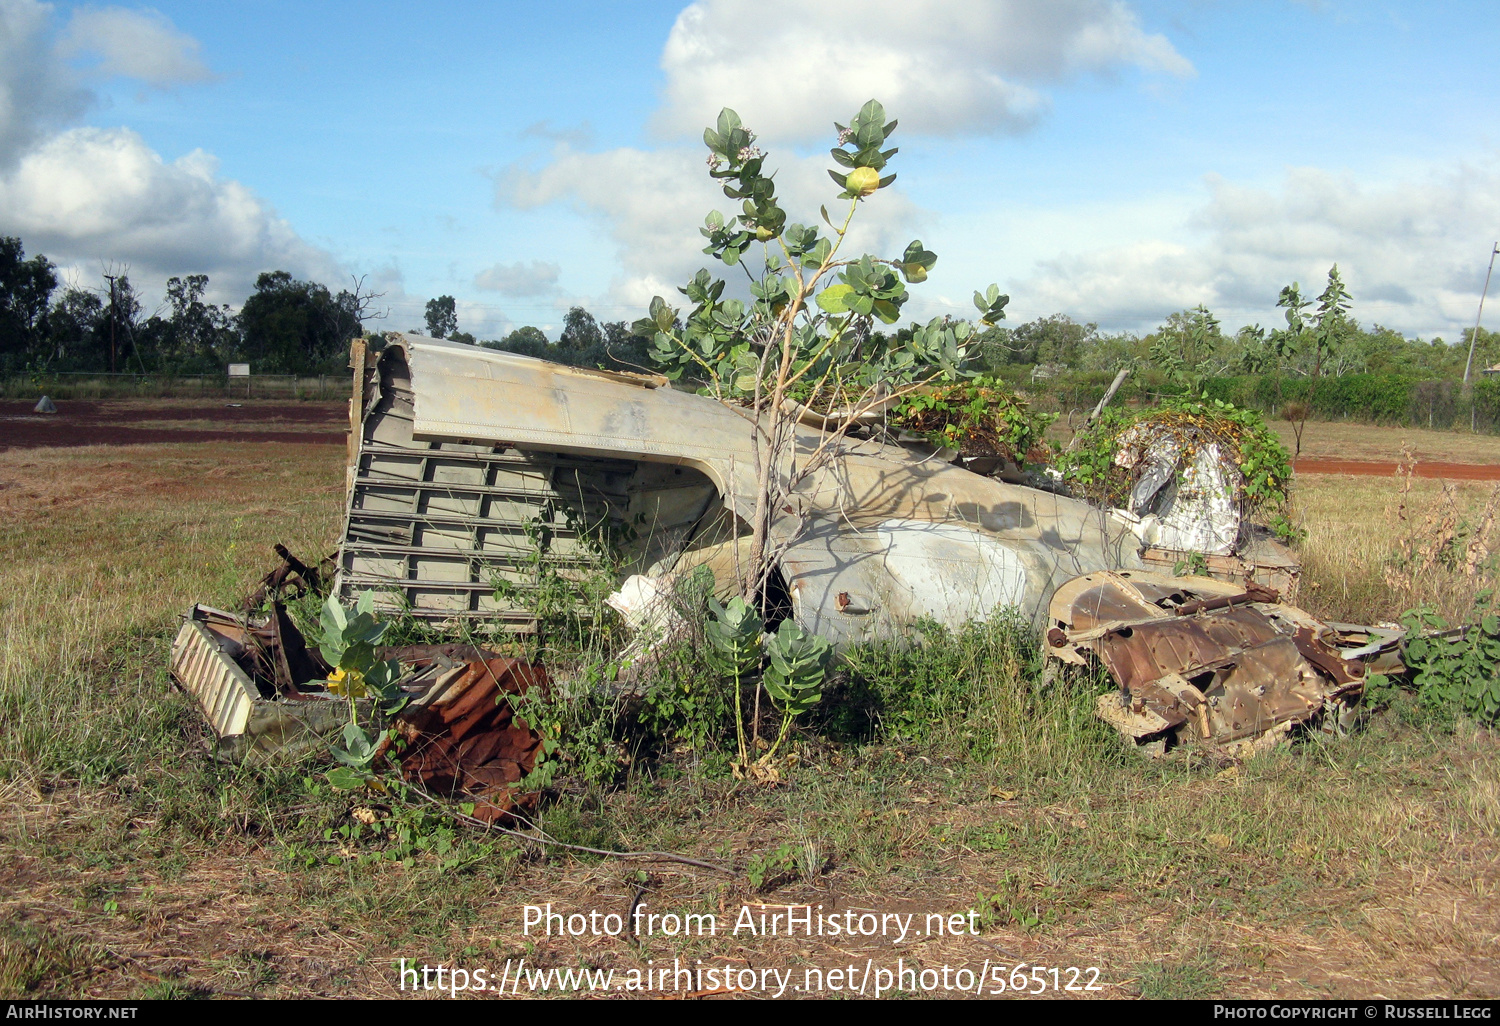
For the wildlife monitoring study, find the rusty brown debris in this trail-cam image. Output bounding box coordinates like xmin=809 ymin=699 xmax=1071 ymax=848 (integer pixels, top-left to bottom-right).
xmin=1046 ymin=570 xmax=1405 ymax=758
xmin=383 ymin=656 xmax=548 ymax=824
xmin=170 ymin=555 xmax=548 ymax=819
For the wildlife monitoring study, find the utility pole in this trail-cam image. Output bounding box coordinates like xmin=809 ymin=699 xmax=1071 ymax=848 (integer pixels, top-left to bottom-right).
xmin=102 ymin=273 xmax=118 ymax=372
xmin=1462 ymin=241 xmax=1499 ymax=387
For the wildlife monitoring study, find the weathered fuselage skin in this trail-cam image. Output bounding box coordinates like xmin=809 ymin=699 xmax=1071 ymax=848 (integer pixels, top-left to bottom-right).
xmin=336 ymin=333 xmax=1145 ymax=643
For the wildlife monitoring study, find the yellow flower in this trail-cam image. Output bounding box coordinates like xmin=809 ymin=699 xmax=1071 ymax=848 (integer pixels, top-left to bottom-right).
xmin=327 ymin=666 xmax=368 ymax=698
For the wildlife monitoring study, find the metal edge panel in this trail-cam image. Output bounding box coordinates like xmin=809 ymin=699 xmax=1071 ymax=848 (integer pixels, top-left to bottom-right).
xmin=169 ymin=619 xmax=257 ymax=738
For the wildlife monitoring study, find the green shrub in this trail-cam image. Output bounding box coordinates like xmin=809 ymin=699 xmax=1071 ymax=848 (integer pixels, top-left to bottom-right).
xmin=1397 ymin=595 xmax=1500 ymax=727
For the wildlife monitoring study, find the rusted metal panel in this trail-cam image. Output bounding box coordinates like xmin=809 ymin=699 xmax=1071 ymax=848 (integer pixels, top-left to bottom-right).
xmin=1140 ymin=545 xmax=1301 ymax=604
xmin=388 ymin=656 xmax=548 ymax=824
xmin=1047 ymin=570 xmax=1403 ymax=756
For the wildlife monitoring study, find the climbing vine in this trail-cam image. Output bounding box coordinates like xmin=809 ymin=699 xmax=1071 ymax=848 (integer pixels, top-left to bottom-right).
xmin=1055 ymin=397 xmax=1300 ymax=542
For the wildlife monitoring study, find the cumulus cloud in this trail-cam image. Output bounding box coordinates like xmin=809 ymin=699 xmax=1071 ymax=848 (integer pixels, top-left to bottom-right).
xmin=654 ymin=0 xmax=1192 ymax=143
xmin=474 ymin=259 xmax=561 ymax=296
xmin=358 ymin=264 xmax=520 ymax=340
xmin=0 ymin=0 xmax=91 ymax=168
xmin=58 ymin=6 xmax=214 ymax=86
xmin=1013 ymin=159 xmax=1500 ymax=336
xmin=0 ymin=126 xmax=340 ymax=298
xmin=0 ymin=1 xmax=339 ymax=306
xmin=497 ymin=0 xmax=1186 ymax=316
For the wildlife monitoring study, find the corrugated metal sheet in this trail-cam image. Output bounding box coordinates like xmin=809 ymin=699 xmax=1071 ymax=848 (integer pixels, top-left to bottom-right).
xmin=169 ymin=615 xmax=258 ymax=738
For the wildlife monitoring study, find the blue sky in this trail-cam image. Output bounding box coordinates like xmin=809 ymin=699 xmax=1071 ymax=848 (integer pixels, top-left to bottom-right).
xmin=2 ymin=0 xmax=1497 ymax=340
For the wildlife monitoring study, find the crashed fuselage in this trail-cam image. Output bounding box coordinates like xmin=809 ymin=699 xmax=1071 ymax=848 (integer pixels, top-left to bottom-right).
xmin=335 ymin=334 xmax=1146 ymax=644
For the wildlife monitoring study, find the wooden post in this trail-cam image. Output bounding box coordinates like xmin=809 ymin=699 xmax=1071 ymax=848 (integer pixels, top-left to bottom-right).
xmin=1067 ymin=367 xmax=1130 ymax=452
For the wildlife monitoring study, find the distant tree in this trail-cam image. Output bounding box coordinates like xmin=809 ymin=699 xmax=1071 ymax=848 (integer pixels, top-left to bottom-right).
xmin=602 ymin=318 xmax=652 ymax=371
xmin=153 ymin=274 xmax=235 ymax=370
xmin=977 ymin=314 xmax=1094 ymax=368
xmin=238 ymin=270 xmax=361 ymax=374
xmin=103 ymin=274 xmax=147 ymax=373
xmin=557 ymin=306 xmax=602 ymax=355
xmin=43 ymin=287 xmax=105 ymax=371
xmin=1274 ymin=265 xmax=1352 ymax=456
xmin=1149 ymin=305 xmax=1224 ymax=387
xmin=481 ymin=325 xmax=552 ymax=359
xmin=1459 ymin=326 xmax=1500 ymax=377
xmin=1235 ymin=324 xmax=1274 ymax=374
xmin=0 ymin=236 xmax=58 ymax=371
xmin=424 ymin=295 xmax=458 ymax=339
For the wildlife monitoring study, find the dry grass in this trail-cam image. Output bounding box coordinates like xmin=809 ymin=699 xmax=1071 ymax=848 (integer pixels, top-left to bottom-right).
xmin=1292 ymin=471 xmax=1498 ymax=624
xmin=1272 ymin=420 xmax=1500 ymax=466
xmin=0 ymin=443 xmax=344 ymax=781
xmin=0 ymin=432 xmax=1496 ymax=1000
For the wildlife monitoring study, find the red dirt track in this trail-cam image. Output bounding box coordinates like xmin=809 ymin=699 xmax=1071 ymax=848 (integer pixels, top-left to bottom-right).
xmin=1294 ymin=459 xmax=1500 ymax=480
xmin=5 ymin=401 xmax=1500 ymax=481
xmin=0 ymin=399 xmax=346 ymax=450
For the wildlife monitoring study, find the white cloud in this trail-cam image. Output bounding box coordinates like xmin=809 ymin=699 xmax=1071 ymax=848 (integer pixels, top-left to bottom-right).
xmin=0 ymin=1 xmax=341 ymax=307
xmin=496 ymin=0 xmax=1189 ymax=320
xmin=1010 ymin=159 xmax=1500 ymax=337
xmin=654 ymin=0 xmax=1192 ymax=143
xmin=474 ymin=259 xmax=560 ymax=296
xmin=0 ymin=0 xmax=90 ymax=168
xmin=0 ymin=126 xmax=339 ymax=301
xmin=362 ymin=264 xmax=521 ymax=340
xmin=58 ymin=6 xmax=213 ymax=86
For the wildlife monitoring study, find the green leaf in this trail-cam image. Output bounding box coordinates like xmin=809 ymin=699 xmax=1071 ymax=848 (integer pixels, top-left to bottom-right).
xmin=816 ymin=283 xmax=855 ymax=314
xmin=323 ymin=593 xmax=347 ymax=632
xmin=326 ymin=767 xmax=369 ymax=791
xmin=716 ymin=108 xmax=741 ymax=141
xmin=343 ymin=721 xmax=373 ymax=756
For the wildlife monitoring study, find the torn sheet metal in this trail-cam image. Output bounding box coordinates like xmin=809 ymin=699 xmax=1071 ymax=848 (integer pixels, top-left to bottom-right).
xmin=169 ymin=604 xmax=372 ymax=763
xmin=1138 ymin=537 xmax=1302 ymax=605
xmin=1046 ymin=570 xmax=1403 ymax=756
xmin=170 ymin=602 xmax=547 ymax=814
xmin=1111 ymin=423 xmax=1242 ymax=555
xmin=386 ymin=656 xmax=548 ymax=824
xmin=337 ymin=334 xmax=1146 ymax=642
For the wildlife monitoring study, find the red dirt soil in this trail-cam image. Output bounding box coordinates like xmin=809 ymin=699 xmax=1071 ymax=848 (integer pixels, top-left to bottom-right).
xmin=0 ymin=399 xmax=346 ymax=450
xmin=1294 ymin=459 xmax=1500 ymax=480
xmin=6 ymin=400 xmax=1499 ymax=481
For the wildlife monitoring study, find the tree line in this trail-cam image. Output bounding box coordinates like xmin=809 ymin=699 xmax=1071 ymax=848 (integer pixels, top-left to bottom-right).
xmin=0 ymin=237 xmax=374 ymax=377
xmin=969 ymin=266 xmax=1497 ymax=384
xmin=420 ymin=295 xmax=653 ymax=374
xmin=4 ymin=234 xmax=1494 ymax=383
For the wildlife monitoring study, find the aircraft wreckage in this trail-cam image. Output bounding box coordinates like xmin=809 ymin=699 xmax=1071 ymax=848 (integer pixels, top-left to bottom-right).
xmin=172 ymin=333 xmax=1405 ymax=763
